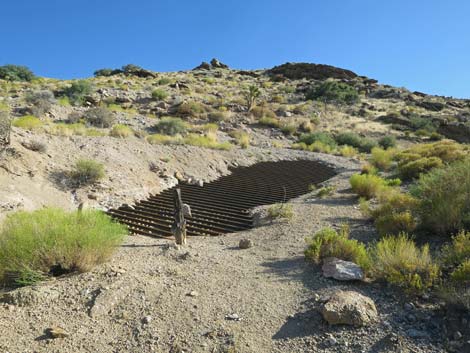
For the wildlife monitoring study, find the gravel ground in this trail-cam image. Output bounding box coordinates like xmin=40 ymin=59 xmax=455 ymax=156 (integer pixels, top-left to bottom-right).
xmin=0 ymin=161 xmax=450 ymax=353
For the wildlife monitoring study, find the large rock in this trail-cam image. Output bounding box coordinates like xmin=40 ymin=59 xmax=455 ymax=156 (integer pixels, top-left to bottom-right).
xmin=267 ymin=62 xmax=357 ymax=80
xmin=321 ymin=290 xmax=378 ymax=326
xmin=438 ymin=122 xmax=470 ymax=143
xmin=322 ymin=257 xmax=364 ymax=281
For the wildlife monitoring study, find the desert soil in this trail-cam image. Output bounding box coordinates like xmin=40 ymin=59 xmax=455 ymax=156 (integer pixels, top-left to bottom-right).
xmin=0 ymin=155 xmax=448 ymax=353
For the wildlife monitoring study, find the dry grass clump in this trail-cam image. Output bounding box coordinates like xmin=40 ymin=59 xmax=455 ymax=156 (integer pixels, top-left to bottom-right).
xmin=229 ymin=130 xmax=250 ymax=149
xmin=304 ymin=226 xmax=371 ymax=272
xmin=154 ymin=117 xmax=187 ymax=135
xmin=177 ymin=101 xmax=209 ymax=118
xmin=267 ymin=203 xmax=294 ymax=221
xmin=183 ymin=133 xmax=232 ymax=151
xmin=146 ymin=134 xmax=182 ymax=145
xmin=349 ymin=174 xmax=388 ymax=199
xmin=0 ymin=208 xmax=127 ymax=286
xmin=370 ymin=147 xmax=397 ymax=171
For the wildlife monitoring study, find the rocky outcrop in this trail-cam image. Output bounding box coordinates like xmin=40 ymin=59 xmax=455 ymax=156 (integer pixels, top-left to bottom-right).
xmin=193 ymin=58 xmax=229 ymax=70
xmin=321 ymin=290 xmax=378 ymax=326
xmin=438 ymin=122 xmax=470 ymax=143
xmin=321 ymin=257 xmax=364 ymax=281
xmin=267 ymin=62 xmax=357 ymax=80
xmin=416 ymin=100 xmax=445 ymax=112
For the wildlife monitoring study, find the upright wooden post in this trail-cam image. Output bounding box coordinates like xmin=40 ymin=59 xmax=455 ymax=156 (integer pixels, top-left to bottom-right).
xmin=172 ymin=188 xmax=187 ymax=245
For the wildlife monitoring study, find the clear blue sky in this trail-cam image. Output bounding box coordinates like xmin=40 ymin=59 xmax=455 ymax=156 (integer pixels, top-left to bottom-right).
xmin=1 ymin=0 xmax=469 ymax=98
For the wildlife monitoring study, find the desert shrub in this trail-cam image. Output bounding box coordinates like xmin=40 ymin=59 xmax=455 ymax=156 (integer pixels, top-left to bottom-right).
xmin=361 ymin=163 xmax=378 ymax=175
xmin=229 ymin=130 xmax=250 ymax=149
xmin=47 ymin=123 xmax=99 ymax=137
xmin=316 ymin=185 xmax=336 ymax=198
xmin=395 ymin=140 xmax=467 ymax=180
xmin=411 ymin=159 xmax=470 ymax=235
xmin=410 ymin=116 xmax=437 ymax=133
xmin=0 ymin=65 xmax=35 ymax=82
xmin=375 ymin=211 xmax=417 ymax=237
xmin=305 ymin=226 xmax=371 ymax=271
xmin=305 ymin=80 xmax=359 ymax=104
xmin=350 ymin=174 xmax=388 ymax=199
xmin=442 ymin=231 xmax=470 ymax=266
xmin=71 ymin=159 xmax=105 ymax=186
xmin=157 ymin=77 xmax=172 ymax=85
xmin=67 ymin=111 xmax=82 ymax=124
xmin=370 ymin=147 xmax=397 ymax=171
xmin=151 ymin=89 xmax=168 ymax=101
xmin=378 ymin=136 xmax=396 ymax=149
xmin=154 ymin=117 xmax=187 ymax=136
xmin=177 ymin=101 xmax=207 ymax=117
xmin=57 ymin=96 xmax=70 ymax=107
xmin=280 ymin=123 xmax=297 ymax=135
xmin=63 ymin=80 xmax=93 ymax=105
xmin=267 ymin=204 xmax=294 ymax=220
xmin=208 ymin=111 xmax=230 ymax=122
xmin=84 ymin=107 xmax=114 ymax=128
xmin=299 ymin=132 xmax=336 ymax=149
xmin=250 ymin=106 xmax=277 ymax=119
xmin=0 ymin=208 xmax=126 ymax=286
xmin=146 ymin=134 xmax=182 ymax=145
xmin=12 ymin=115 xmax=43 ymax=130
xmin=397 ymin=156 xmax=443 ymax=180
xmin=110 ymin=124 xmax=133 ymax=138
xmin=201 ymin=123 xmax=218 ymax=132
xmin=94 ymin=68 xmax=115 ymax=77
xmin=183 ymin=133 xmax=231 ymax=150
xmin=335 ymin=132 xmax=362 ymax=148
xmin=371 ymin=233 xmax=439 ymax=292
xmin=338 ymin=145 xmax=358 ymax=157
xmin=24 ymin=90 xmax=55 ymax=117
xmin=450 ymin=259 xmax=470 ymax=283
xmin=26 ymin=140 xmax=47 ymax=153
xmin=259 ymin=116 xmax=281 ymax=128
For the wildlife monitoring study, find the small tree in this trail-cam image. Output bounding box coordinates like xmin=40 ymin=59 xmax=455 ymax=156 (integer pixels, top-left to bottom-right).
xmin=0 ymin=65 xmax=35 ymax=82
xmin=243 ymin=85 xmax=261 ymax=112
xmin=63 ymin=80 xmax=93 ymax=106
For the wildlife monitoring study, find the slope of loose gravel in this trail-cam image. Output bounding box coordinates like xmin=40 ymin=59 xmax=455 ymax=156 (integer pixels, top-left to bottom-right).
xmin=0 ymin=160 xmax=448 ymax=353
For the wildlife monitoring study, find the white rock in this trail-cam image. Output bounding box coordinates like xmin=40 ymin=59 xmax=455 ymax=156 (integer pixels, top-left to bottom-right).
xmin=322 ymin=257 xmax=364 ymax=281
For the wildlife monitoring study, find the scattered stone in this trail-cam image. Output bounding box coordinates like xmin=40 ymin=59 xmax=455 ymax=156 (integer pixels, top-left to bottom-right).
xmin=142 ymin=316 xmax=152 ymax=324
xmin=321 ymin=290 xmax=378 ymax=326
xmin=454 ymin=331 xmax=463 ymax=340
xmin=46 ymin=326 xmax=69 ymax=339
xmin=325 ymin=334 xmax=337 ymax=346
xmin=239 ymin=238 xmax=253 ymax=249
xmin=187 ymin=291 xmax=199 ymax=297
xmin=321 ymin=257 xmax=364 ymax=281
xmin=89 ymin=280 xmax=135 ymax=318
xmin=225 ymin=313 xmax=241 ymax=321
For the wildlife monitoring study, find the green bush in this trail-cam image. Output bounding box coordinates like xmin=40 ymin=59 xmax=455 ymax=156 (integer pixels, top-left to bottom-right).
xmin=371 ymin=233 xmax=439 ymax=292
xmin=370 ymin=147 xmax=396 ymax=171
xmin=259 ymin=116 xmax=281 ymax=128
xmin=183 ymin=133 xmax=231 ymax=150
xmin=157 ymin=77 xmax=172 ymax=85
xmin=151 ymin=89 xmax=168 ymax=101
xmin=350 ymin=173 xmax=388 ymax=199
xmin=84 ymin=107 xmax=114 ymax=128
xmin=146 ymin=134 xmax=182 ymax=145
xmin=12 ymin=115 xmax=43 ymax=130
xmin=411 ymin=159 xmax=470 ymax=235
xmin=410 ymin=116 xmax=437 ymax=133
xmin=267 ymin=204 xmax=294 ymax=220
xmin=154 ymin=117 xmax=187 ymax=136
xmin=94 ymin=68 xmax=115 ymax=77
xmin=110 ymin=124 xmax=133 ymax=138
xmin=208 ymin=111 xmax=230 ymax=122
xmin=0 ymin=208 xmax=126 ymax=286
xmin=64 ymin=80 xmax=93 ymax=105
xmin=442 ymin=231 xmax=470 ymax=266
xmin=177 ymin=101 xmax=208 ymax=117
xmin=378 ymin=136 xmax=396 ymax=149
xmin=0 ymin=65 xmax=35 ymax=82
xmin=305 ymin=80 xmax=359 ymax=104
xmin=71 ymin=159 xmax=105 ymax=186
xmin=335 ymin=132 xmax=377 ymax=152
xmin=397 ymin=156 xmax=443 ymax=180
xmin=299 ymin=132 xmax=336 ymax=149
xmin=305 ymin=226 xmax=371 ymax=271
xmin=375 ymin=211 xmax=416 ymax=237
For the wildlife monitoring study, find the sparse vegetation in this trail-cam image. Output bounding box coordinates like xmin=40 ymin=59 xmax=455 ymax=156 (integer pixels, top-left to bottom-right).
xmin=305 ymin=80 xmax=359 ymax=104
xmin=155 ymin=117 xmax=187 ymax=136
xmin=71 ymin=159 xmax=105 ymax=186
xmin=267 ymin=203 xmax=294 ymax=221
xmin=305 ymin=226 xmax=371 ymax=272
xmin=243 ymin=85 xmax=261 ymax=111
xmin=0 ymin=64 xmax=35 ymax=82
xmin=12 ymin=115 xmax=43 ymax=130
xmin=151 ymin=89 xmax=168 ymax=101
xmin=63 ymin=80 xmax=94 ymax=105
xmin=350 ymin=174 xmax=388 ymax=199
xmin=371 ymin=234 xmax=439 ymax=292
xmin=110 ymin=124 xmax=133 ymax=138
xmin=0 ymin=208 xmax=127 ymax=286
xmin=84 ymin=107 xmax=114 ymax=128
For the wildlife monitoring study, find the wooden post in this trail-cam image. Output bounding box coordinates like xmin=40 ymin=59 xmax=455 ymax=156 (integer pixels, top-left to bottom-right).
xmin=172 ymin=188 xmax=187 ymax=245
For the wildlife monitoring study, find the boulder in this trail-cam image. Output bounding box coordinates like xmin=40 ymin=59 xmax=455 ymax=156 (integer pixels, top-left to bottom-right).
xmin=322 ymin=257 xmax=364 ymax=281
xmin=438 ymin=122 xmax=470 ymax=143
xmin=321 ymin=290 xmax=378 ymax=326
xmin=210 ymin=58 xmax=229 ymax=69
xmin=267 ymin=62 xmax=357 ymax=80
xmin=239 ymin=238 xmax=253 ymax=249
xmin=193 ymin=62 xmax=211 ymax=70
xmin=417 ymin=100 xmax=445 ymax=112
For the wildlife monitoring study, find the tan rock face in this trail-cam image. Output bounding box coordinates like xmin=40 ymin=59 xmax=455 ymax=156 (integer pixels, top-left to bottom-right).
xmin=321 ymin=290 xmax=378 ymax=326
